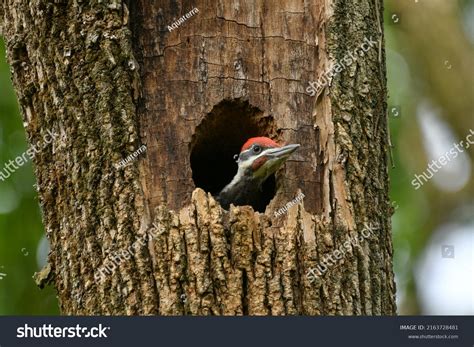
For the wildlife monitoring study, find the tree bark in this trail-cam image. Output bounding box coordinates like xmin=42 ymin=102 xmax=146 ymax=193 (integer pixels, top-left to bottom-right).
xmin=0 ymin=0 xmax=396 ymax=315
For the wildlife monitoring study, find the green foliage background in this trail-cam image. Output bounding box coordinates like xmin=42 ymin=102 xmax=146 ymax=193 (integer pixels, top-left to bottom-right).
xmin=0 ymin=0 xmax=472 ymax=315
xmin=0 ymin=38 xmax=59 ymax=314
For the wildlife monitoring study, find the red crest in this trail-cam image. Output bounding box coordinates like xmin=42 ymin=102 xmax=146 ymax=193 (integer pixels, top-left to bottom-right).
xmin=241 ymin=137 xmax=280 ymax=152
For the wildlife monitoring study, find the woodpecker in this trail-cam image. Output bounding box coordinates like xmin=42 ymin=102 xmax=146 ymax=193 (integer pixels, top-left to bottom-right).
xmin=217 ymin=137 xmax=300 ymax=209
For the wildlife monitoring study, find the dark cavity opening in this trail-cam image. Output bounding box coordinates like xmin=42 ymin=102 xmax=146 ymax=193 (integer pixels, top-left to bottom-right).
xmin=190 ymin=99 xmax=276 ymax=212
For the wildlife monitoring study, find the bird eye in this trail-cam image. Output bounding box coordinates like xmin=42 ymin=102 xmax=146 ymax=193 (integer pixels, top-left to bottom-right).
xmin=233 ymin=154 xmax=239 ymax=162
xmin=253 ymin=145 xmax=261 ymax=154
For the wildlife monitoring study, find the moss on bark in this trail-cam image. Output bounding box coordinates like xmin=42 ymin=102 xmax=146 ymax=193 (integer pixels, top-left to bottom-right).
xmin=1 ymin=0 xmax=396 ymax=315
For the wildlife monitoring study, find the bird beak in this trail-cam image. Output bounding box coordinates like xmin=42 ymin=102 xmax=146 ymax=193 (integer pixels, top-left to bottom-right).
xmin=264 ymin=144 xmax=300 ymax=159
xmin=251 ymin=143 xmax=300 ymax=181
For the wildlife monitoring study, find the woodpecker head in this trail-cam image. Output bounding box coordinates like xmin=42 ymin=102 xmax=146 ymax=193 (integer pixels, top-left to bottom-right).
xmin=234 ymin=137 xmax=300 ymax=184
xmin=217 ymin=137 xmax=300 ymax=209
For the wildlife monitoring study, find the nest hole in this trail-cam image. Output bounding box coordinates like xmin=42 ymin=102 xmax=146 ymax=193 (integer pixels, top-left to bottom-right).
xmin=190 ymin=100 xmax=277 ymax=212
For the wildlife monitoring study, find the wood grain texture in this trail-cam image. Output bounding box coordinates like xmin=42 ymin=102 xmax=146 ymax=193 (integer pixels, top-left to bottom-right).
xmin=1 ymin=0 xmax=396 ymax=315
xmin=131 ymin=0 xmax=325 ymax=215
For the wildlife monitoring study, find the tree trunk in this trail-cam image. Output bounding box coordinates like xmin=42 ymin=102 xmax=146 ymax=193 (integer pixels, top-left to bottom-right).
xmin=0 ymin=0 xmax=396 ymax=315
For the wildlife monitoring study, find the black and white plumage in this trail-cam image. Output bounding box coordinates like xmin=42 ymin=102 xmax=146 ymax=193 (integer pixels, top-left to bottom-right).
xmin=217 ymin=137 xmax=300 ymax=209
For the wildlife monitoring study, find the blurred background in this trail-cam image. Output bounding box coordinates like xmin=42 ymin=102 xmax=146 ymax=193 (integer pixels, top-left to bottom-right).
xmin=0 ymin=0 xmax=472 ymax=315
